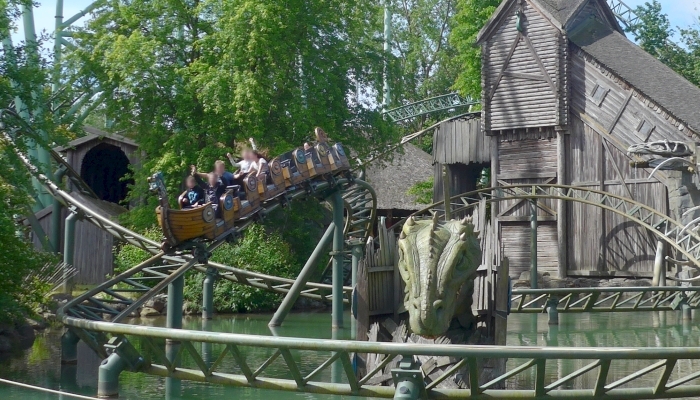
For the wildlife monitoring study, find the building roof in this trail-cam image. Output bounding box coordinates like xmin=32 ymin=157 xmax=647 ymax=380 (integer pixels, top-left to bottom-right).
xmin=570 ymin=18 xmax=700 ymax=134
xmin=55 ymin=126 xmax=137 ymax=152
xmin=364 ymin=143 xmax=433 ymax=211
xmin=476 ymin=0 xmax=622 ymax=44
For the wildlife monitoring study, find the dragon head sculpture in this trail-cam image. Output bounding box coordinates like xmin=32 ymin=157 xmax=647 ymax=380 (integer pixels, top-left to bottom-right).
xmin=397 ymin=214 xmax=481 ymax=338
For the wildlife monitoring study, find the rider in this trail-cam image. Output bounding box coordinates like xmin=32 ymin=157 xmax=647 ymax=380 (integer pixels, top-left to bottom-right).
xmin=179 ymin=176 xmax=205 ymax=209
xmin=191 ymin=166 xmax=226 ymax=211
xmin=193 ymin=161 xmax=235 ymax=187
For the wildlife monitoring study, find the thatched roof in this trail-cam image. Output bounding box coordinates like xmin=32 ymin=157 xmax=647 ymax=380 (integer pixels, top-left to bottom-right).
xmin=364 ymin=143 xmax=433 ymax=211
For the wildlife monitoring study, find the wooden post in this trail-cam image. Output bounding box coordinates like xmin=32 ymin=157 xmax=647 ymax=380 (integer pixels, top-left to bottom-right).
xmin=557 ymin=131 xmax=567 ymax=278
xmin=442 ymin=164 xmax=452 ymax=221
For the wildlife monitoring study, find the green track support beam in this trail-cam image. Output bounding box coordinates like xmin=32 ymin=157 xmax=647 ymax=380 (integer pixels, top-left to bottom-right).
xmin=202 ymin=267 xmax=217 ymax=320
xmin=331 ymin=191 xmax=345 ymax=330
xmin=269 ymin=222 xmax=336 ymax=327
xmin=51 ymin=166 xmax=67 ymax=253
xmin=63 ymin=210 xmax=78 ymax=293
xmin=60 ymin=329 xmax=80 ymax=365
xmin=166 ymin=275 xmax=184 ymax=397
xmin=98 ymin=352 xmax=126 ymax=398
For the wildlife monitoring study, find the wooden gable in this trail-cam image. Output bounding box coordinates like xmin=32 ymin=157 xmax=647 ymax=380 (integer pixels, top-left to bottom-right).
xmin=480 ymin=0 xmax=567 ymax=133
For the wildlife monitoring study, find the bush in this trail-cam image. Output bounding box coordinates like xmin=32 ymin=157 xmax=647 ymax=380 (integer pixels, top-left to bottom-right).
xmin=114 ymin=223 xmax=304 ymax=313
xmin=407 ymin=177 xmax=434 ymax=205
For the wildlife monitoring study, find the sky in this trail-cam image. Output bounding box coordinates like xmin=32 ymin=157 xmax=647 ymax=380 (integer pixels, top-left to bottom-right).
xmin=8 ymin=1 xmax=700 ymax=46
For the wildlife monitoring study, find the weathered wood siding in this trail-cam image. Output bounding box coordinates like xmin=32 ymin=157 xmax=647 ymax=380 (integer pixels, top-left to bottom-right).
xmin=483 ymin=0 xmax=566 ymax=131
xmin=566 ymin=46 xmax=679 ymax=276
xmin=32 ymin=205 xmax=114 ymax=285
xmin=433 ymin=116 xmax=490 ymax=165
xmin=496 ymin=138 xmax=560 ymax=277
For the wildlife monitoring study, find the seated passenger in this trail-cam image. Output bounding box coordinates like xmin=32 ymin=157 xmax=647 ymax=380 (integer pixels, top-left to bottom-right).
xmin=191 ymin=165 xmax=226 ymax=212
xmin=192 ymin=161 xmax=234 ymax=187
xmin=227 ymin=148 xmax=254 ymax=186
xmin=251 ymin=150 xmax=270 ymax=183
xmin=180 ymin=176 xmax=205 ymax=209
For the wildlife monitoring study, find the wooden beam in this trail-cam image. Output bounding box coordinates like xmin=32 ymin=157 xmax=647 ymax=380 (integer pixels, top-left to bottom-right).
xmin=522 ymin=34 xmax=557 ymax=94
xmin=488 ymin=32 xmax=522 ymax=101
xmin=607 ymin=90 xmax=634 ymax=134
xmin=601 ymin=138 xmax=635 ymax=200
xmin=502 ymin=71 xmax=548 ymax=82
xmin=557 ymin=132 xmax=567 ymax=278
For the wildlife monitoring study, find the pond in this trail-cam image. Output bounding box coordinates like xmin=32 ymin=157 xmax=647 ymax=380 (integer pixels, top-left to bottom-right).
xmin=0 ymin=310 xmax=698 ymax=399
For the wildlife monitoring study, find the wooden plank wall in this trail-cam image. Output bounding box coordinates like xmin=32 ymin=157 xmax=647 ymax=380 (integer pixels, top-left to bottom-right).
xmin=566 ymin=46 xmax=678 ymax=276
xmin=496 ymin=138 xmax=560 ymax=278
xmin=433 ymin=116 xmax=490 ymax=165
xmin=65 ymin=137 xmax=139 ymax=174
xmin=32 ymin=206 xmax=114 ymax=285
xmin=483 ymin=0 xmax=565 ymax=131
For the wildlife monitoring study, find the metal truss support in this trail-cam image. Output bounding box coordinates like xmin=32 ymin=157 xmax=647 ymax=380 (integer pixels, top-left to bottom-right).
xmin=166 ymin=275 xmax=184 ymax=397
xmin=269 ymin=222 xmax=336 ymax=327
xmin=546 ymin=298 xmax=559 ymax=325
xmin=51 ymin=166 xmax=67 ymax=253
xmin=202 ymin=267 xmax=217 ymax=320
xmin=383 ymin=93 xmax=479 ymax=122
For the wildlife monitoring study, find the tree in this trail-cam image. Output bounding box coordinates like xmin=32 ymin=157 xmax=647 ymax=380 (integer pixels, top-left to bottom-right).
xmin=630 ymin=1 xmax=700 ymax=87
xmin=450 ymin=0 xmax=500 ymax=98
xmin=68 ymin=0 xmax=396 ymax=228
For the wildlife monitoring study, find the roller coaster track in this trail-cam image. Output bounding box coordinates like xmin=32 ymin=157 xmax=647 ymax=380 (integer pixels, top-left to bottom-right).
xmin=51 ymin=183 xmax=700 ymax=399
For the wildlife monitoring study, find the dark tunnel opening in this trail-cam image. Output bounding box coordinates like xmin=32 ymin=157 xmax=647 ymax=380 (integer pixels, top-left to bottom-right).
xmin=80 ymin=143 xmax=133 ymax=204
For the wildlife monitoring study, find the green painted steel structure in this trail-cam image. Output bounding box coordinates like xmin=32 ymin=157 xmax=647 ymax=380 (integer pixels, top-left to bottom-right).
xmin=511 ymin=286 xmax=700 ymax=314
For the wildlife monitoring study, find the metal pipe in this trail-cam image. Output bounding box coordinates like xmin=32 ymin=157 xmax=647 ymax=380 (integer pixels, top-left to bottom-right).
xmin=97 ymin=352 xmax=126 ymax=398
xmin=60 ymin=329 xmax=80 ymax=364
xmin=530 ymin=199 xmax=538 ymax=289
xmin=51 ymin=166 xmax=68 ymax=253
xmin=166 ymin=275 xmax=184 ymax=397
xmin=350 ymin=243 xmax=364 ymax=340
xmin=202 ymin=267 xmax=216 ymax=320
xmin=382 ymin=1 xmax=392 ymax=111
xmin=652 ymin=241 xmax=666 ymax=287
xmin=331 ymin=191 xmax=345 ymax=330
xmin=269 ymin=222 xmax=336 ymax=327
xmin=63 ymin=211 xmax=79 ymax=293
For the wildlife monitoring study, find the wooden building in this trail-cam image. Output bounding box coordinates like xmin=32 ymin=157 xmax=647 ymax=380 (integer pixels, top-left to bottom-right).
xmin=364 ymin=143 xmax=434 ymax=227
xmin=32 ymin=127 xmax=138 ymax=285
xmin=432 ymin=113 xmax=491 ymax=202
xmin=473 ymin=0 xmax=700 ymax=279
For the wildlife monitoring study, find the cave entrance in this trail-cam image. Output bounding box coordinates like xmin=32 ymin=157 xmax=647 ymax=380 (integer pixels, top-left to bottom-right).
xmin=80 ymin=143 xmax=132 ymax=204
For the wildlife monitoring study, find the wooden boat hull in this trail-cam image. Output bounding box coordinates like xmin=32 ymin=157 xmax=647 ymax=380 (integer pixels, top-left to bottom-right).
xmin=157 ymin=204 xmax=218 ymax=246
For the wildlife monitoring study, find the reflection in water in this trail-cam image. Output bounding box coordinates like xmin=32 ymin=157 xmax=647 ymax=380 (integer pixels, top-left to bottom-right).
xmin=0 ymin=311 xmax=698 ymax=399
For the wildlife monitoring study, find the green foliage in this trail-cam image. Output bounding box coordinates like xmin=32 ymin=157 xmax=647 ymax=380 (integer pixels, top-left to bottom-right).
xmin=451 ymin=0 xmax=501 ymax=98
xmin=408 ymin=177 xmax=434 ymax=204
xmin=630 ymin=1 xmax=700 ymax=87
xmin=114 ymin=224 xmax=305 ymax=313
xmin=69 ymin=0 xmax=398 ymax=226
xmin=0 ymin=145 xmax=57 ymax=323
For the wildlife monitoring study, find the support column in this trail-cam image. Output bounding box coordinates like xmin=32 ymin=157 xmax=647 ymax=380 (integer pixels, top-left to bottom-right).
xmin=166 ymin=275 xmax=184 ymax=398
xmin=557 ymin=132 xmax=567 ymax=278
xmin=546 ymin=298 xmax=559 ymax=326
xmin=652 ymin=241 xmax=666 ymax=287
xmin=98 ymin=353 xmax=126 ymax=398
xmin=269 ymin=223 xmax=335 ymax=327
xmin=530 ymin=199 xmax=538 ymax=289
xmin=202 ymin=267 xmax=217 ymax=320
xmin=51 ymin=167 xmax=67 ymax=253
xmin=331 ymin=191 xmax=345 ymax=330
xmin=61 ymin=329 xmax=80 ymax=364
xmin=63 ymin=210 xmax=78 ymax=293
xmin=350 ymin=243 xmax=364 ymax=340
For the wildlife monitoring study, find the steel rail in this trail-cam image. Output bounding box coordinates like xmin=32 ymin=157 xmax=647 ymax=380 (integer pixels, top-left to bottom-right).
xmin=389 ymin=184 xmax=700 ymax=271
xmin=61 ymin=316 xmax=700 ymax=399
xmin=383 ymin=93 xmax=479 ymax=122
xmin=0 ymin=378 xmax=101 ymax=400
xmin=511 ymin=286 xmax=700 ymax=313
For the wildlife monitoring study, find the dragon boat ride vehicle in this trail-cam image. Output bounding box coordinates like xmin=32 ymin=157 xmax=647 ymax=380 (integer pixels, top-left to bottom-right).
xmin=148 ymin=138 xmax=351 ymax=250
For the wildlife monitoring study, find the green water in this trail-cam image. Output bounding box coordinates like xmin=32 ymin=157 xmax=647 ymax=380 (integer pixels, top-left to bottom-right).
xmin=0 ymin=310 xmax=698 ymax=399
